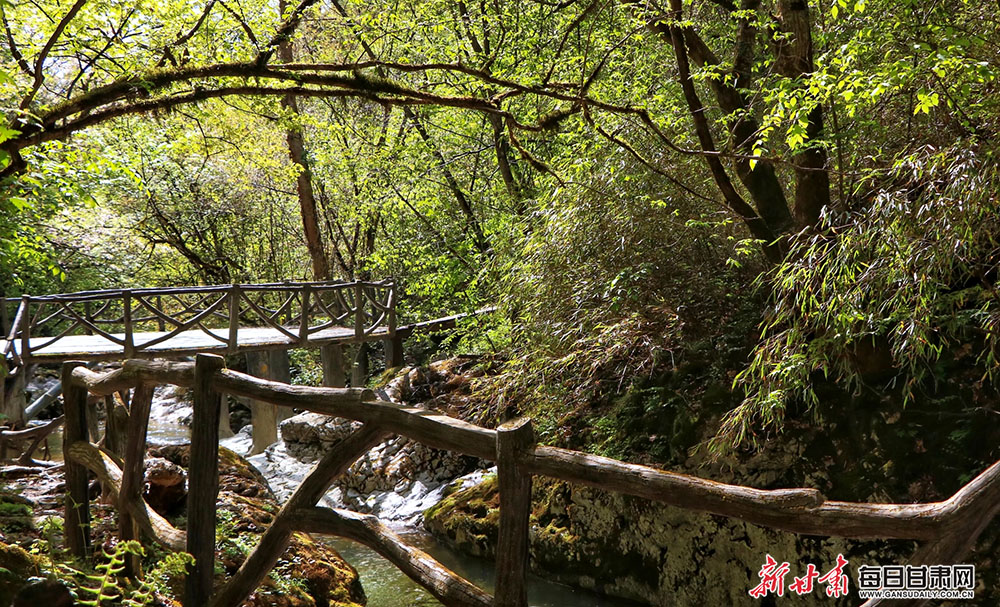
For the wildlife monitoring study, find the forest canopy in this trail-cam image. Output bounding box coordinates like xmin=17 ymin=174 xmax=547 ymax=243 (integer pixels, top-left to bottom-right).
xmin=2 ymin=0 xmax=999 ymax=450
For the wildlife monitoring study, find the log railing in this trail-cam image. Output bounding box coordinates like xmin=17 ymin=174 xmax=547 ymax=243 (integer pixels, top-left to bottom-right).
xmin=60 ymin=356 xmax=1000 ymax=607
xmin=4 ymin=280 xmax=396 ymax=364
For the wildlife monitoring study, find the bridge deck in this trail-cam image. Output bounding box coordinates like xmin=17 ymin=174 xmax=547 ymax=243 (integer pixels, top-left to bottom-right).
xmin=12 ymin=324 xmax=387 ymax=363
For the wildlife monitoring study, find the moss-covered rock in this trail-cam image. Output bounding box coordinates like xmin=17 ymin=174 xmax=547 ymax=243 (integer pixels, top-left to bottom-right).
xmin=0 ymin=542 xmax=44 ymax=606
xmin=426 ymin=475 xmax=924 ymax=606
xmin=0 ymin=493 xmax=35 ymax=534
xmin=423 ymin=475 xmax=499 ymax=558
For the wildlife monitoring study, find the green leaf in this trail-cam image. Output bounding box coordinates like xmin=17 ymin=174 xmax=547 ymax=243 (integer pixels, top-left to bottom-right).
xmin=914 ymin=90 xmax=940 ymax=114
xmin=0 ymin=125 xmax=19 ymax=144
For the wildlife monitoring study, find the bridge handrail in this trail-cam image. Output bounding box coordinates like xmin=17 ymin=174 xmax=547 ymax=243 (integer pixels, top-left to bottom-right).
xmin=3 ymin=279 xmax=393 ymax=302
xmin=58 ymin=356 xmax=1000 ymax=607
xmin=3 ymin=280 xmax=396 ymax=364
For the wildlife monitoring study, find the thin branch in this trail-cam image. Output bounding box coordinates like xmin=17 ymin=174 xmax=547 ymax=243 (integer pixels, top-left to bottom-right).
xmin=254 ymin=0 xmax=320 ymax=66
xmin=175 ymin=0 xmax=219 ymax=48
xmin=22 ymin=0 xmax=90 ymax=109
xmin=584 ymin=107 xmax=719 ymax=204
xmin=218 ymin=0 xmax=260 ymax=49
xmin=2 ymin=8 xmax=33 ymax=78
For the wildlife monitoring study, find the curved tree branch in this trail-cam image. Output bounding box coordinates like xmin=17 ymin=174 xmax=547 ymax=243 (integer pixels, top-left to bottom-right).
xmin=255 ymin=0 xmax=321 ymax=66
xmin=21 ymin=0 xmax=90 ymax=109
xmin=665 ymin=0 xmax=782 ymax=261
xmin=2 ymin=8 xmax=33 ymax=78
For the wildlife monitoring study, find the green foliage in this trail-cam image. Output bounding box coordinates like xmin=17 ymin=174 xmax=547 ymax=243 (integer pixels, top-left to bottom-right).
xmin=56 ymin=541 xmax=154 ymax=607
xmin=0 ymin=142 xmax=111 ymax=295
xmin=472 ymin=140 xmax=762 ymax=439
xmin=716 ymin=147 xmax=1000 ymax=451
xmin=288 ymin=348 xmax=324 ymax=386
xmin=0 ymin=502 xmax=30 ymax=517
xmin=3 ymin=0 xmax=1000 ymax=466
xmin=143 ymin=549 xmax=194 ymax=603
xmin=216 ymin=509 xmax=258 ymax=563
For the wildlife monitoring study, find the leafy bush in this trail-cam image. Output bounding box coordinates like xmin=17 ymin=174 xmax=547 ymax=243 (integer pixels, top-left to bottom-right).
xmin=716 ymin=147 xmax=1000 ymax=450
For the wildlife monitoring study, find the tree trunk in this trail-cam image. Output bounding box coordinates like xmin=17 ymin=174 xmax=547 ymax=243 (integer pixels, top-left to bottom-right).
xmin=775 ymin=0 xmax=830 ymax=229
xmin=683 ymin=4 xmax=794 ymax=235
xmin=666 ymin=0 xmax=783 ymax=262
xmin=633 ymin=0 xmax=794 ymax=237
xmin=279 ymin=0 xmax=331 ymax=281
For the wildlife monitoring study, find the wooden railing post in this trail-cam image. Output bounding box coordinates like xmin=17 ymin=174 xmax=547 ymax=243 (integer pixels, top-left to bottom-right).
xmin=353 ymin=282 xmax=364 ymax=340
xmin=283 ymin=280 xmax=294 ymax=325
xmin=156 ymin=295 xmax=166 ymax=331
xmin=228 ymin=284 xmax=240 ymax=354
xmin=185 ymin=353 xmax=224 ymax=607
xmin=103 ymin=395 xmax=128 ymax=458
xmin=352 ymin=344 xmax=368 ymax=387
xmin=383 ymin=281 xmax=403 ymax=368
xmin=61 ymin=361 xmax=91 ymax=558
xmin=84 ymin=301 xmax=94 ymax=335
xmin=299 ymin=284 xmax=311 ymax=345
xmin=19 ymin=296 xmax=29 ymax=361
xmin=494 ymin=418 xmax=534 ymax=607
xmin=387 ymin=280 xmax=397 ymax=336
xmin=123 ymin=290 xmax=134 ymax=357
xmin=120 ymin=383 xmax=154 ymax=577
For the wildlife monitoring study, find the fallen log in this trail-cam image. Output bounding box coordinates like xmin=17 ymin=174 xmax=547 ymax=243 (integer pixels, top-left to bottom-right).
xmin=64 ymin=441 xmax=186 ymax=551
xmin=296 ymin=506 xmax=494 ymax=607
xmin=0 ymin=416 xmax=64 ymax=465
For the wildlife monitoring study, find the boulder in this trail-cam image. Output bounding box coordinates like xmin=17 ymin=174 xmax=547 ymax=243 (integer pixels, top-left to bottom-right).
xmin=143 ymin=456 xmax=187 ymax=515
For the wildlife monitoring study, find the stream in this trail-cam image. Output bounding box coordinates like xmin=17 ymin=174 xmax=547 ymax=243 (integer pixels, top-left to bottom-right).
xmin=36 ymin=385 xmax=630 ymax=607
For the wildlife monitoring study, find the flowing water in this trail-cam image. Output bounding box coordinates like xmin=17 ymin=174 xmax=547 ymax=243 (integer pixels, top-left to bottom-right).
xmin=325 ymin=533 xmax=633 ymax=607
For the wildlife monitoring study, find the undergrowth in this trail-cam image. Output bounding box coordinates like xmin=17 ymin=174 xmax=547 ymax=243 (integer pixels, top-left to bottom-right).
xmin=714 ymin=146 xmax=1000 ymax=451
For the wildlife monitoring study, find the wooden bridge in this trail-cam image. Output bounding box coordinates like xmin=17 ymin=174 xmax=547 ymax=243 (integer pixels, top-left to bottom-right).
xmin=4 ymin=283 xmax=999 ymax=607
xmin=1 ymin=280 xmax=397 ymax=366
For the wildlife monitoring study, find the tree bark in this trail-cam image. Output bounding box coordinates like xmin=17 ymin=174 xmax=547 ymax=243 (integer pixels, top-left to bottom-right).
xmin=774 ymin=0 xmax=830 ymax=228
xmin=279 ymin=0 xmax=331 ymax=280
